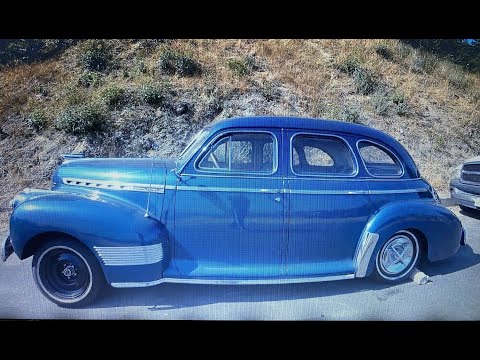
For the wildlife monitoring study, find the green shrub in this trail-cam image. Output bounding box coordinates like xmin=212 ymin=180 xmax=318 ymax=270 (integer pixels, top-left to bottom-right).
xmin=228 ymin=55 xmax=257 ymax=77
xmin=353 ymin=68 xmax=377 ymax=95
xmin=132 ymin=59 xmax=148 ymax=76
xmin=157 ymin=48 xmax=202 ymax=77
xmin=371 ymin=89 xmax=390 ymax=115
xmin=335 ymin=56 xmax=361 ymax=75
xmin=341 ymin=105 xmax=361 ymax=123
xmin=138 ymin=84 xmax=163 ymax=105
xmin=26 ymin=109 xmax=48 ymax=130
xmin=448 ymin=69 xmax=470 ymax=90
xmin=100 ymin=86 xmax=125 ymax=110
xmin=375 ymin=45 xmax=394 ymax=61
xmin=55 ymin=103 xmax=107 ymax=135
xmin=396 ymin=102 xmax=408 ymax=116
xmin=261 ymin=80 xmax=281 ymax=101
xmin=390 ymin=91 xmax=405 ymax=105
xmin=78 ymin=40 xmax=111 ymax=72
xmin=391 ymin=91 xmax=408 ymax=116
xmin=78 ymin=71 xmax=103 ymax=88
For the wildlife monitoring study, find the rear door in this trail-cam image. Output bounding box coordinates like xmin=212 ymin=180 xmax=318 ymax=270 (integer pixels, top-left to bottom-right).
xmin=285 ymin=131 xmax=372 ymax=277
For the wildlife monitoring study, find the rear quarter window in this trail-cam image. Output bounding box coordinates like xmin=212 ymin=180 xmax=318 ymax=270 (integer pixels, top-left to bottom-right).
xmin=357 ymin=140 xmax=403 ymax=177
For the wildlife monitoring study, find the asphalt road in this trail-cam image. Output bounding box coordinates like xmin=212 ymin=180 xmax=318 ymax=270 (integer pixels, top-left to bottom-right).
xmin=1 ymin=202 xmax=479 ymax=320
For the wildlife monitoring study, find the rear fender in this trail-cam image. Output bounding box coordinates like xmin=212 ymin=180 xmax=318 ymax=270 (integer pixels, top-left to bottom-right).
xmin=354 ymin=200 xmax=462 ymax=277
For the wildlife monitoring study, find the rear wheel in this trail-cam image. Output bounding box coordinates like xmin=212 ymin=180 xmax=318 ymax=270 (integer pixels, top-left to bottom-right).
xmin=32 ymin=238 xmax=104 ymax=308
xmin=373 ymin=231 xmax=420 ymax=283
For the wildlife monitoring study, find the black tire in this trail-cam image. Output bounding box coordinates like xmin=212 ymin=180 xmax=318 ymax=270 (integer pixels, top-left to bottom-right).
xmin=459 ymin=205 xmax=478 ymax=213
xmin=32 ymin=237 xmax=105 ymax=308
xmin=373 ymin=231 xmax=420 ymax=284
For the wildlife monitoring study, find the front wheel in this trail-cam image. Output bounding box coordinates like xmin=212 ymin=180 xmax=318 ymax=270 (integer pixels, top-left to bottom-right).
xmin=32 ymin=238 xmax=104 ymax=308
xmin=373 ymin=231 xmax=420 ymax=283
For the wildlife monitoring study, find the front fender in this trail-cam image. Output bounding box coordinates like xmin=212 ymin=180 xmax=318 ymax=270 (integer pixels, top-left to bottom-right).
xmin=355 ymin=200 xmax=462 ymax=277
xmin=10 ymin=190 xmax=169 ymax=284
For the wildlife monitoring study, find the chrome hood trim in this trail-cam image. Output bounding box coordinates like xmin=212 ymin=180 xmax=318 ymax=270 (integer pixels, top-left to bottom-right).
xmin=62 ymin=178 xmax=165 ymax=193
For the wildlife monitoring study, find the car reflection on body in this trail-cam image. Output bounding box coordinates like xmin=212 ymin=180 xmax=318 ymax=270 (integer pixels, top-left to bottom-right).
xmin=2 ymin=116 xmax=465 ymax=307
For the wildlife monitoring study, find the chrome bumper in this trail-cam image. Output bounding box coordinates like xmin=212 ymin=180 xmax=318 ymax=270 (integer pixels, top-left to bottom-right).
xmin=1 ymin=234 xmax=13 ymax=262
xmin=450 ymin=187 xmax=480 ymax=210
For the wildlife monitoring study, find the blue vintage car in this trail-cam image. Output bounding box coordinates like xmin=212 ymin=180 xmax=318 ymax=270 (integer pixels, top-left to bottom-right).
xmin=1 ymin=116 xmax=466 ymax=307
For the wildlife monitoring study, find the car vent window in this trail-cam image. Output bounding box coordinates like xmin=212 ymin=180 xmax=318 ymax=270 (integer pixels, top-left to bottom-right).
xmin=198 ymin=132 xmax=275 ymax=173
xmin=292 ymin=135 xmax=355 ymax=176
xmin=358 ymin=141 xmax=402 ymax=177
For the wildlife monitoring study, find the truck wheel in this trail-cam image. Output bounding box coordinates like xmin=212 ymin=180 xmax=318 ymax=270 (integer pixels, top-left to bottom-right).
xmin=32 ymin=238 xmax=104 ymax=308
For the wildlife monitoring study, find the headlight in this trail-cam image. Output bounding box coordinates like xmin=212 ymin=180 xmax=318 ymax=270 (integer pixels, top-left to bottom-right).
xmin=454 ymin=165 xmax=462 ymax=179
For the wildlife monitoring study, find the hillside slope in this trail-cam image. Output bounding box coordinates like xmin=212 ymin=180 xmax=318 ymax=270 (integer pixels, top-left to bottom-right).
xmin=1 ymin=39 xmax=479 ymax=231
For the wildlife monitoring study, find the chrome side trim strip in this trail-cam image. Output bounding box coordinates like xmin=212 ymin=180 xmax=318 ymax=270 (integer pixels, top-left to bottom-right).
xmin=368 ymin=188 xmax=428 ymax=194
xmin=94 ymin=243 xmax=163 ymax=266
xmin=176 ymin=186 xmax=281 ymax=194
xmin=111 ymin=279 xmax=165 ymax=288
xmin=173 ymin=186 xmax=428 ymax=195
xmin=354 ymin=232 xmax=380 ymax=277
xmin=110 ymin=274 xmax=355 ymax=288
xmin=62 ymin=178 xmax=165 ymax=193
xmin=283 ymin=177 xmax=422 ymax=182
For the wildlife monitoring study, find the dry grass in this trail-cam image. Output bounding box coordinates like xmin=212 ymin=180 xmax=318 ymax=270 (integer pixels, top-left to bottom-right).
xmin=0 ymin=38 xmax=479 ymax=210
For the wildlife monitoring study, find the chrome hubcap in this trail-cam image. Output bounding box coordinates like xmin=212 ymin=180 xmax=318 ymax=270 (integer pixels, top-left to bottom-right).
xmin=379 ymin=235 xmax=414 ymax=275
xmin=62 ymin=264 xmax=77 ymax=279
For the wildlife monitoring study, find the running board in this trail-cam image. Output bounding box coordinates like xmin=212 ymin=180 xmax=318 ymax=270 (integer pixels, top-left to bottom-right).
xmin=111 ymin=274 xmax=355 ymax=288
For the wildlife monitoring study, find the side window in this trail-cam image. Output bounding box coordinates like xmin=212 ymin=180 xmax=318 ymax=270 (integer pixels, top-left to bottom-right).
xmin=198 ymin=132 xmax=276 ymax=173
xmin=358 ymin=140 xmax=402 ymax=176
xmin=304 ymin=146 xmax=334 ymax=166
xmin=292 ymin=134 xmax=355 ymax=176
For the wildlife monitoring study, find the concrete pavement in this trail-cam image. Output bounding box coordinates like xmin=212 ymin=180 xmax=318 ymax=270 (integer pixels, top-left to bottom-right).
xmin=1 ymin=203 xmax=479 ymax=320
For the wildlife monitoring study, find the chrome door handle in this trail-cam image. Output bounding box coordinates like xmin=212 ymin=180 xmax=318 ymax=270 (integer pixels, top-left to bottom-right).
xmin=274 ymin=196 xmax=281 ymax=202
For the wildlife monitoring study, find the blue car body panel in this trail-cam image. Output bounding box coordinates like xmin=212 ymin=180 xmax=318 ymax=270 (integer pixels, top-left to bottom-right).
xmin=7 ymin=116 xmax=464 ymax=286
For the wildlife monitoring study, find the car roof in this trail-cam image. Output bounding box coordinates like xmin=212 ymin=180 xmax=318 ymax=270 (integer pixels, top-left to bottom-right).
xmin=209 ymin=116 xmax=418 ymax=178
xmin=211 ymin=116 xmax=392 ymax=142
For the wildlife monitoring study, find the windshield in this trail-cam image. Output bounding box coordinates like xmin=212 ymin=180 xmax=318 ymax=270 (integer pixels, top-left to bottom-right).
xmin=176 ymin=127 xmax=211 ymax=169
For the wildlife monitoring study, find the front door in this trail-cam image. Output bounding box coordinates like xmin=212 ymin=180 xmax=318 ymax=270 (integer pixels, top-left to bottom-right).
xmin=286 ymin=131 xmax=372 ymax=277
xmin=174 ymin=130 xmax=285 ymax=278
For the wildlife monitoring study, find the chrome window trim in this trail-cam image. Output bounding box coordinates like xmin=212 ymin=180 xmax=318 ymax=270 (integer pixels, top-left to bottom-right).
xmin=192 ymin=130 xmax=279 ymax=176
xmin=356 ymin=139 xmax=405 ymax=178
xmin=62 ymin=178 xmax=165 ymax=193
xmin=175 ymin=127 xmax=212 ymax=174
xmin=111 ymin=273 xmax=355 ymax=288
xmin=289 ymin=132 xmax=359 ymax=178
